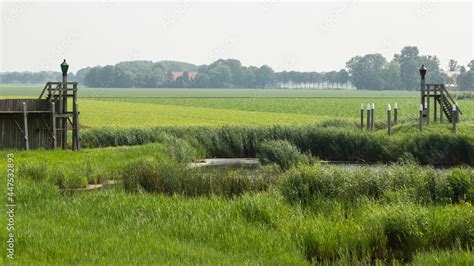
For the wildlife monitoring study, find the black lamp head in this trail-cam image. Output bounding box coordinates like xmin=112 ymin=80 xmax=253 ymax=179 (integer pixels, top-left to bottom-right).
xmin=419 ymin=65 xmax=427 ymax=80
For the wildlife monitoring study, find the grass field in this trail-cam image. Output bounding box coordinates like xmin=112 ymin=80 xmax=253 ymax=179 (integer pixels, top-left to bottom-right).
xmin=1 ymin=85 xmax=473 ymax=264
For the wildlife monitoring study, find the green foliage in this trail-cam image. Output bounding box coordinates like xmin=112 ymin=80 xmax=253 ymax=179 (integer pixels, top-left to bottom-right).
xmin=19 ymin=162 xmax=47 ymax=182
xmin=447 ymin=167 xmax=474 ymax=203
xmin=122 ymin=157 xmax=277 ymax=197
xmin=81 ymin=124 xmax=474 ymax=166
xmin=280 ymin=164 xmax=474 ymax=207
xmin=257 ymin=139 xmax=312 ymax=170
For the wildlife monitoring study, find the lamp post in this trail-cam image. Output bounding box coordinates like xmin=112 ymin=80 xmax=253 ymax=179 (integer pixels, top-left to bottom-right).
xmin=60 ymin=59 xmax=69 ymax=150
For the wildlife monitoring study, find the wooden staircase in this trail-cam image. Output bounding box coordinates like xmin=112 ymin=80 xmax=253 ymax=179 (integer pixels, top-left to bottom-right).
xmin=434 ymin=85 xmax=461 ymax=122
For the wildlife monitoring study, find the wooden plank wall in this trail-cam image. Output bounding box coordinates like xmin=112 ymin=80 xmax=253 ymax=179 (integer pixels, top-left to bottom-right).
xmin=0 ymin=99 xmax=50 ymax=112
xmin=0 ymin=99 xmax=60 ymax=150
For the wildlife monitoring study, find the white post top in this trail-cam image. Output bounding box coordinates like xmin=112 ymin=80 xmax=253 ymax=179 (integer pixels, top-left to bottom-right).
xmin=452 ymin=104 xmax=457 ymax=111
xmin=367 ymin=103 xmax=371 ymax=110
xmin=394 ymin=102 xmax=398 ymax=109
xmin=420 ymin=104 xmax=424 ymax=111
xmin=387 ymin=104 xmax=391 ymax=111
xmin=371 ymin=103 xmax=375 ymax=110
xmin=361 ymin=103 xmax=364 ymax=110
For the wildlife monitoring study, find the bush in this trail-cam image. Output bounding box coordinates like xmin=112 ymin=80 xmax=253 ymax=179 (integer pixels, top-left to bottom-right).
xmin=257 ymin=139 xmax=311 ymax=170
xmin=376 ymin=205 xmax=428 ymax=261
xmin=428 ymin=203 xmax=474 ymax=249
xmin=447 ymin=167 xmax=474 ymax=203
xmin=162 ymin=136 xmax=197 ymax=163
xmin=280 ymin=163 xmax=474 ymax=207
xmin=122 ymin=158 xmax=277 ymax=197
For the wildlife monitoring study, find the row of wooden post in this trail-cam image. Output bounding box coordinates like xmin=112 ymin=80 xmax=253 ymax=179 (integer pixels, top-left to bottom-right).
xmin=360 ymin=103 xmax=398 ymax=135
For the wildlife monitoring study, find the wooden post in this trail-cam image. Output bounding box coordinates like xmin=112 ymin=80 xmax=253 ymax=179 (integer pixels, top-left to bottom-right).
xmin=360 ymin=104 xmax=364 ymax=130
xmin=419 ymin=104 xmax=423 ymax=132
xmin=73 ymin=103 xmax=79 ymax=151
xmin=452 ymin=104 xmax=457 ymax=133
xmin=22 ymin=102 xmax=29 ymax=150
xmin=439 ymin=92 xmax=444 ymax=123
xmin=387 ymin=104 xmax=392 ymax=136
xmin=51 ymin=101 xmax=57 ymax=149
xmin=62 ymin=74 xmax=68 ymax=150
xmin=426 ymin=85 xmax=430 ymax=124
xmin=366 ymin=103 xmax=371 ymax=130
xmin=370 ymin=103 xmax=375 ymax=130
xmin=433 ymin=85 xmax=437 ymax=122
xmin=394 ymin=102 xmax=398 ymax=125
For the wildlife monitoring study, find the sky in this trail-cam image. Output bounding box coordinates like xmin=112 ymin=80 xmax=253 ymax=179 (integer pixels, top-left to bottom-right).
xmin=0 ymin=0 xmax=472 ymax=73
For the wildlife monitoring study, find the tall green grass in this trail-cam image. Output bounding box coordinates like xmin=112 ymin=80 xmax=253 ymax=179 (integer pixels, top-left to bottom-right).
xmin=280 ymin=164 xmax=474 ymax=207
xmin=81 ymin=124 xmax=474 ymax=166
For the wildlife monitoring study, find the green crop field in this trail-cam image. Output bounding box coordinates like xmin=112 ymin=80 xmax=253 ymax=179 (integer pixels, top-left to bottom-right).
xmin=1 ymin=85 xmax=473 ymax=264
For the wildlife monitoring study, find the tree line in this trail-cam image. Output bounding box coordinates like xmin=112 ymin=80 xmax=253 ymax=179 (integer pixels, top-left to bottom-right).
xmin=1 ymin=46 xmax=472 ymax=90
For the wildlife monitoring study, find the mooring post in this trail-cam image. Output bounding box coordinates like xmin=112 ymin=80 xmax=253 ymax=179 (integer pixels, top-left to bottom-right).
xmin=370 ymin=103 xmax=375 ymax=130
xmin=387 ymin=104 xmax=392 ymax=136
xmin=452 ymin=104 xmax=457 ymax=134
xmin=394 ymin=102 xmax=398 ymax=125
xmin=360 ymin=103 xmax=364 ymax=130
xmin=455 ymin=102 xmax=460 ymax=122
xmin=366 ymin=103 xmax=371 ymax=130
xmin=22 ymin=102 xmax=29 ymax=150
xmin=419 ymin=104 xmax=423 ymax=132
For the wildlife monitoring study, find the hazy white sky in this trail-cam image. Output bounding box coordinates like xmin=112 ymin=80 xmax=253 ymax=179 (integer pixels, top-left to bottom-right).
xmin=1 ymin=1 xmax=472 ymax=73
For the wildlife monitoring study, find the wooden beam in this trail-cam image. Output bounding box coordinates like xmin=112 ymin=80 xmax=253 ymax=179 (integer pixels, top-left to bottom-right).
xmin=51 ymin=102 xmax=57 ymax=149
xmin=22 ymin=102 xmax=29 ymax=150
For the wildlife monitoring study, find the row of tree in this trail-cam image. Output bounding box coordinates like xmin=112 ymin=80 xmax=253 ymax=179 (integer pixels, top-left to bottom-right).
xmin=1 ymin=46 xmax=472 ymax=90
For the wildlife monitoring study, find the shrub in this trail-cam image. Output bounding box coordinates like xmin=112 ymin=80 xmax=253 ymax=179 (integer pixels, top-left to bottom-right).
xmin=447 ymin=167 xmax=474 ymax=203
xmin=162 ymin=136 xmax=197 ymax=163
xmin=280 ymin=163 xmax=473 ymax=207
xmin=257 ymin=139 xmax=311 ymax=170
xmin=122 ymin=158 xmax=277 ymax=197
xmin=377 ymin=205 xmax=428 ymax=261
xmin=428 ymin=203 xmax=474 ymax=249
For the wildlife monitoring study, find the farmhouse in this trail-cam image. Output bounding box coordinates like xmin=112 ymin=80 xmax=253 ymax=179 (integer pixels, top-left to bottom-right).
xmin=170 ymin=71 xmax=198 ymax=81
xmin=0 ymin=60 xmax=80 ymax=150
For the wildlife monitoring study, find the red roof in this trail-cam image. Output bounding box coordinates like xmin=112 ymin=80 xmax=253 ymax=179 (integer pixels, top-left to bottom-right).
xmin=171 ymin=71 xmax=198 ymax=81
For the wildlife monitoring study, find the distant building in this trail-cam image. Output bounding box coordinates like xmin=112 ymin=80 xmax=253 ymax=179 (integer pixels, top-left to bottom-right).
xmin=170 ymin=71 xmax=198 ymax=81
xmin=442 ymin=70 xmax=460 ymax=90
